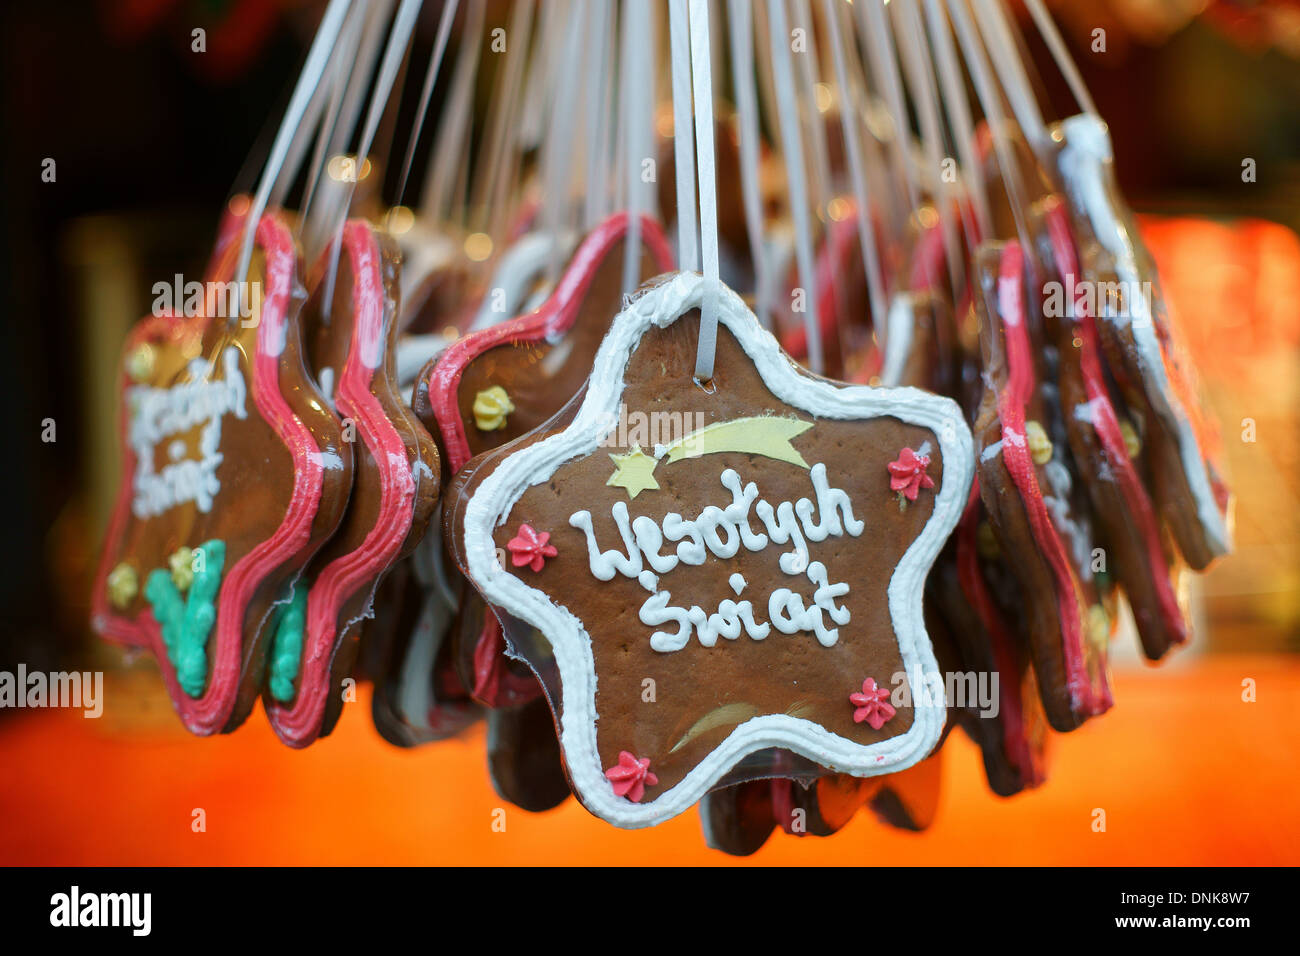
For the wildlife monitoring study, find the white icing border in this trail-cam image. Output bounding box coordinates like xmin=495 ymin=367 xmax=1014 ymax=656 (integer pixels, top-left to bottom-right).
xmin=879 ymin=294 xmax=918 ymax=388
xmin=1058 ymin=114 xmax=1229 ymax=558
xmin=460 ymin=271 xmax=973 ymax=828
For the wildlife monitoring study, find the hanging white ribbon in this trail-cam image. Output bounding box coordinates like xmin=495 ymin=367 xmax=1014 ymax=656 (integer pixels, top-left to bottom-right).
xmin=972 ymin=0 xmax=1046 ymax=150
xmin=474 ymin=0 xmax=535 ymax=242
xmin=583 ymin=0 xmax=612 ymax=230
xmin=321 ymin=0 xmax=424 ymax=318
xmin=668 ymin=0 xmax=700 ymax=273
xmin=823 ymin=0 xmax=888 ymax=344
xmin=688 ymin=0 xmax=722 ymax=380
xmin=423 ymin=0 xmax=487 ymax=225
xmin=538 ymin=0 xmax=587 ymax=282
xmin=893 ymin=0 xmax=964 ymax=301
xmin=1023 ymin=0 xmax=1099 ymax=120
xmin=946 ymin=0 xmax=1031 ymax=247
xmin=857 ymin=0 xmax=921 ymax=236
xmin=923 ymin=0 xmax=991 ymax=244
xmin=727 ymin=0 xmax=770 ymax=329
xmin=390 ymin=0 xmax=461 ymax=219
xmin=231 ymin=0 xmax=351 ymax=319
xmin=621 ymin=0 xmax=654 ymax=296
xmin=294 ymin=3 xmax=368 ymax=241
xmin=768 ymin=0 xmax=823 ymax=375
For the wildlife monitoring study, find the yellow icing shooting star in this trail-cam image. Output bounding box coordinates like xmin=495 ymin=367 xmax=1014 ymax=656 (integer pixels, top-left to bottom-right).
xmin=606 ymin=416 xmax=814 ymax=499
xmin=661 ymin=416 xmax=813 ymax=467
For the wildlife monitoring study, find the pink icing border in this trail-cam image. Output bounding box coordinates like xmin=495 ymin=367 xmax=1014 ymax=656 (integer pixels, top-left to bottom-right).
xmin=90 ymin=212 xmax=329 ymax=735
xmin=993 ymin=241 xmax=1112 ymax=719
xmin=907 ymin=220 xmax=947 ymax=294
xmin=266 ymin=220 xmax=419 ymax=747
xmin=427 ymin=212 xmax=674 ymax=473
xmin=1043 ymin=202 xmax=1187 ymax=646
xmin=955 ymin=482 xmax=1045 ymax=788
xmin=426 ymin=212 xmax=673 ymax=707
xmin=203 ymin=199 xmax=249 ymax=280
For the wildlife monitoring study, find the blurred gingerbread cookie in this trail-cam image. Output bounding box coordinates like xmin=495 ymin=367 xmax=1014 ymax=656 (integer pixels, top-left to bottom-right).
xmin=93 ymin=211 xmax=352 ymax=735
xmin=971 ymin=240 xmax=1113 ymax=732
xmin=263 ymin=220 xmax=441 ymax=747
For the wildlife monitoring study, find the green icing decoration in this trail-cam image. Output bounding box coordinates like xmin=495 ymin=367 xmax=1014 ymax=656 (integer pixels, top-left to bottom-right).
xmin=144 ymin=539 xmax=226 ymax=699
xmin=268 ymin=582 xmax=308 ymax=703
xmin=144 ymin=571 xmax=185 ymax=664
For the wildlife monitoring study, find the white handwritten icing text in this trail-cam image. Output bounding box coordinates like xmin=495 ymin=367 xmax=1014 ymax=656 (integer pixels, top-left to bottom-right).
xmin=128 ymin=346 xmax=249 ymax=519
xmin=568 ymin=465 xmax=863 ymax=651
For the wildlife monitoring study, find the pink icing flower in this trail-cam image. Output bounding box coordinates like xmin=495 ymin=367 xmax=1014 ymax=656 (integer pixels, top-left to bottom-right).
xmin=507 ymin=523 xmax=558 ymax=572
xmin=888 ymin=447 xmax=935 ymax=501
xmin=850 ymin=678 xmax=897 ymax=730
xmin=604 ymin=751 xmax=659 ymax=803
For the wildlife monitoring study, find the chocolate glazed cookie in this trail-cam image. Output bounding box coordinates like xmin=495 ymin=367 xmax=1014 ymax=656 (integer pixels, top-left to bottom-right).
xmin=421 ymin=216 xmax=674 ymax=711
xmin=1048 ymin=114 xmax=1231 ymax=572
xmin=400 ymin=215 xmax=674 ymax=808
xmin=1040 ymin=199 xmax=1191 ymax=660
xmin=878 ymin=246 xmax=1047 ymax=796
xmin=264 ymin=221 xmax=442 ymax=748
xmin=92 ymin=211 xmax=352 ymax=736
xmin=928 ymin=512 xmax=1050 ymax=797
xmin=443 ymin=272 xmax=970 ymax=828
xmin=699 ymin=778 xmax=778 ymax=857
xmin=971 ymin=240 xmax=1112 ymax=732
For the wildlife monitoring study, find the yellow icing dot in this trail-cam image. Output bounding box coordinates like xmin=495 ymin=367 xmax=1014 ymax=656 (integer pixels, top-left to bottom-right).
xmin=976 ymin=522 xmax=1000 ymax=560
xmin=1086 ymin=604 xmax=1111 ymax=651
xmin=1025 ymin=420 xmax=1053 ymax=465
xmin=473 ymin=385 xmax=515 ymax=432
xmin=169 ymin=547 xmax=195 ymax=592
xmin=1119 ymin=420 xmax=1142 ymax=460
xmin=107 ymin=563 xmax=138 ymax=609
xmin=125 ymin=343 xmax=156 ymax=383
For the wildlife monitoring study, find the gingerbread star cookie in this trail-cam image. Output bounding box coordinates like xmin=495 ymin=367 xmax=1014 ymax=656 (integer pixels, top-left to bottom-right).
xmin=927 ymin=490 xmax=1050 ymax=796
xmin=366 ymin=212 xmax=674 ymax=748
xmin=92 ymin=211 xmax=352 ymax=735
xmin=262 ymin=219 xmax=441 ymax=748
xmin=413 ymin=211 xmax=675 ymax=709
xmin=971 ymin=239 xmax=1113 ymax=732
xmin=1050 ymin=114 xmax=1231 ymax=570
xmin=443 ymin=271 xmax=972 ymax=827
xmin=1040 ymin=198 xmax=1192 ymax=660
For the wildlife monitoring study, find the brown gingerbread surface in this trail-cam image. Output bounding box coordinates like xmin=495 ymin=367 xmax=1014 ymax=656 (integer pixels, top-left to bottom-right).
xmin=469 ymin=313 xmax=942 ymax=795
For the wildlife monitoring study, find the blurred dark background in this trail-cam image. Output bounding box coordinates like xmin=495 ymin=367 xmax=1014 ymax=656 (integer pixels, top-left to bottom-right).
xmin=3 ymin=0 xmax=1298 ymax=676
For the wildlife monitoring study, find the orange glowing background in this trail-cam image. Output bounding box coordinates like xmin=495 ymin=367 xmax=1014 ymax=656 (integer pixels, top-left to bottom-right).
xmin=2 ymin=217 xmax=1298 ymax=866
xmin=1 ymin=659 xmax=1297 ymax=865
